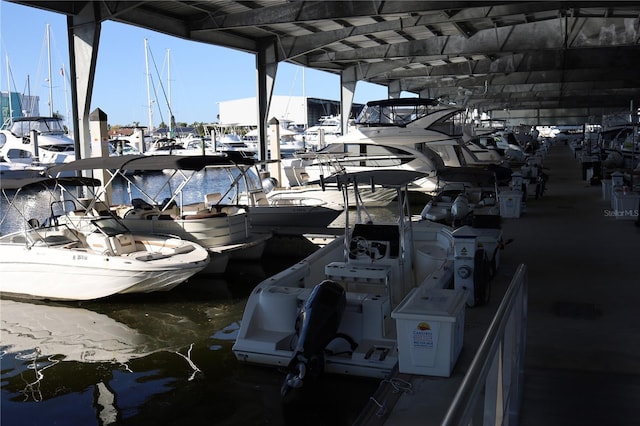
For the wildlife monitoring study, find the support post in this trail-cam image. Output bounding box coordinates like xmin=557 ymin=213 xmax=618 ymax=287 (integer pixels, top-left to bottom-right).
xmin=89 ymin=108 xmax=112 ymax=204
xmin=268 ymin=117 xmax=282 ymax=184
xmin=340 ymin=68 xmax=357 ymax=136
xmin=67 ymin=4 xmax=102 ymax=161
xmin=256 ymin=38 xmax=279 ymax=162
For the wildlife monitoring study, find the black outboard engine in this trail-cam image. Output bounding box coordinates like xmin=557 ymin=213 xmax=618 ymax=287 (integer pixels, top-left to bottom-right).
xmin=281 ymin=280 xmax=346 ymax=396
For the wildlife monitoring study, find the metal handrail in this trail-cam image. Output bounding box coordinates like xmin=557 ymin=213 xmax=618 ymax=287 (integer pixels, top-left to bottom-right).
xmin=442 ymin=263 xmax=528 ymax=426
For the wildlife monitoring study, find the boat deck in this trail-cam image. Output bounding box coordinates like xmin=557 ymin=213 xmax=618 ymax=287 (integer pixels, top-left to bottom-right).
xmin=359 ymin=143 xmax=640 ymax=425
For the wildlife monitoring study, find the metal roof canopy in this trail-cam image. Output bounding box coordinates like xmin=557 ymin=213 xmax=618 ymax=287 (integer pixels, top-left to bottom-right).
xmin=10 ymin=1 xmax=640 ymax=132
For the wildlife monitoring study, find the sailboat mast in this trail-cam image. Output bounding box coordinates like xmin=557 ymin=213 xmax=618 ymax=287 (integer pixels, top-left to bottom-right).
xmin=168 ymin=48 xmax=173 ymax=137
xmin=145 ymin=38 xmax=154 ymax=135
xmin=26 ymin=75 xmax=31 ymax=116
xmin=5 ymin=55 xmax=12 ymax=122
xmin=62 ymin=64 xmax=70 ymax=133
xmin=46 ymin=23 xmax=53 ymax=117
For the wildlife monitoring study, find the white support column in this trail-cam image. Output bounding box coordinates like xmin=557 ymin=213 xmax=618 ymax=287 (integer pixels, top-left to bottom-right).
xmin=66 ymin=5 xmax=101 ymax=161
xmin=340 ymin=68 xmax=357 ymax=136
xmin=268 ymin=117 xmax=281 ymax=183
xmin=89 ymin=108 xmax=112 ymax=204
xmin=256 ymin=39 xmax=279 ymax=162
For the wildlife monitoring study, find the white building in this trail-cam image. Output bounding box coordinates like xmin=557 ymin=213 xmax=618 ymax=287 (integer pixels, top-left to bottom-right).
xmin=219 ymin=96 xmax=349 ymax=129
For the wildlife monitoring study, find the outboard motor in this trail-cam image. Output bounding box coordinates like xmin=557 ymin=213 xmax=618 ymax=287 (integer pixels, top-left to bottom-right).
xmin=281 ymin=280 xmax=346 ymax=396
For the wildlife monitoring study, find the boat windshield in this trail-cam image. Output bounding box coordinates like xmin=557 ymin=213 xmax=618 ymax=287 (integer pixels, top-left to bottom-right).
xmin=8 ymin=118 xmax=67 ymax=137
xmin=91 ymin=217 xmax=130 ymax=237
xmin=355 ymin=99 xmax=442 ymax=127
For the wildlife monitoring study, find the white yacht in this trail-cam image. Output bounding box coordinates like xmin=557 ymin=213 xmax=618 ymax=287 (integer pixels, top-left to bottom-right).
xmin=0 ymin=116 xmax=75 ymax=165
xmin=280 ymin=99 xmax=481 ymax=193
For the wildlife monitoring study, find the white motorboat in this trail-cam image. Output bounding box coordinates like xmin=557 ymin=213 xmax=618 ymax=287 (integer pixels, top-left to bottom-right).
xmin=303 ymin=115 xmax=342 ymax=150
xmin=0 ymin=177 xmax=210 ymax=301
xmin=242 ymin=127 xmax=304 ymax=158
xmin=0 ymin=116 xmax=75 ymax=165
xmin=226 ymin=161 xmax=344 ymax=231
xmin=282 ymin=99 xmax=467 ymax=187
xmin=278 ymin=98 xmax=514 ymax=205
xmin=232 ymin=170 xmax=503 ymax=394
xmin=144 ymin=137 xmax=201 ymax=156
xmin=266 ymin=178 xmax=402 ymax=208
xmin=420 ymin=167 xmax=502 ymax=227
xmin=273 ymin=99 xmax=515 ymax=207
xmin=48 ymin=154 xmax=271 ymax=274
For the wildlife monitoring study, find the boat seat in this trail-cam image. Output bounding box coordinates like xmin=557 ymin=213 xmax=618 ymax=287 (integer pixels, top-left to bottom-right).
xmin=86 ymin=232 xmax=113 ymax=255
xmin=109 ymin=233 xmax=137 ymax=255
xmin=182 ymin=202 xmax=208 ymax=215
xmin=251 ymin=190 xmax=270 ymax=206
xmin=204 ymin=192 xmax=222 ymax=207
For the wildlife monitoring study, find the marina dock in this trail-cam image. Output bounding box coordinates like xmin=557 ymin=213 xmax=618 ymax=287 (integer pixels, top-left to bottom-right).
xmin=359 ymin=142 xmax=640 ymax=425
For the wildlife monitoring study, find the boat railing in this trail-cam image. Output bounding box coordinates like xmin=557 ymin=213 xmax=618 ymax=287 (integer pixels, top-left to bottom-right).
xmin=442 ymin=263 xmax=528 ymax=426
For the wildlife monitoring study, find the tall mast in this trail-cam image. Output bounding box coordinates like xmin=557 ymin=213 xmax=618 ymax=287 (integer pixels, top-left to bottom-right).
xmin=145 ymin=38 xmax=153 ymax=134
xmin=168 ymin=48 xmax=173 ymax=137
xmin=168 ymin=48 xmax=171 ymax=117
xmin=46 ymin=23 xmax=53 ymax=117
xmin=62 ymin=64 xmax=70 ymax=132
xmin=26 ymin=75 xmax=31 ymax=116
xmin=5 ymin=54 xmax=12 ymax=121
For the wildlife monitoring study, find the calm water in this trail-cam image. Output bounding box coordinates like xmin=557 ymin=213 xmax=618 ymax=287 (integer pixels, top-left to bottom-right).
xmin=0 ymin=172 xmax=385 ymax=426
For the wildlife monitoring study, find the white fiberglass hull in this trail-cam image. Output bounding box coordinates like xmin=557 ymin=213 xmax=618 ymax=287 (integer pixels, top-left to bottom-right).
xmin=0 ymin=236 xmax=209 ymax=301
xmin=248 ymin=204 xmax=343 ymax=229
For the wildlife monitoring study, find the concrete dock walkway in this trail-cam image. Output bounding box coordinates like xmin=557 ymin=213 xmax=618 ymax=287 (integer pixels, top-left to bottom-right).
xmin=362 ymin=143 xmax=640 ymax=425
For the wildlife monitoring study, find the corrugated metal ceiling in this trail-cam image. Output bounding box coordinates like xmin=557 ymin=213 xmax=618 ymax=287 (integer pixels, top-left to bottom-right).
xmin=8 ymin=1 xmax=640 ymax=122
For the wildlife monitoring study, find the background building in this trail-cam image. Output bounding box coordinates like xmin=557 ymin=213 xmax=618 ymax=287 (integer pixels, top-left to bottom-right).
xmin=218 ymin=96 xmax=363 ymax=128
xmin=1 ymin=92 xmax=40 ymax=123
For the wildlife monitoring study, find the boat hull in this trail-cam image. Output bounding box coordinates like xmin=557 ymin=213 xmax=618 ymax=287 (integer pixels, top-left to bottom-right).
xmin=0 ymin=236 xmax=209 ymax=301
xmin=248 ymin=204 xmax=343 ymax=229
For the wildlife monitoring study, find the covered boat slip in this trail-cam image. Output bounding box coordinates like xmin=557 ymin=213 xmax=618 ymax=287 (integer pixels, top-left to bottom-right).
xmin=359 ymin=142 xmax=640 ymax=425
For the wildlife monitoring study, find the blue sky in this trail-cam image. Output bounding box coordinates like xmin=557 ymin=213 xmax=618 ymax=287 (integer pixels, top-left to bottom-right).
xmin=0 ymin=1 xmax=388 ymax=127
